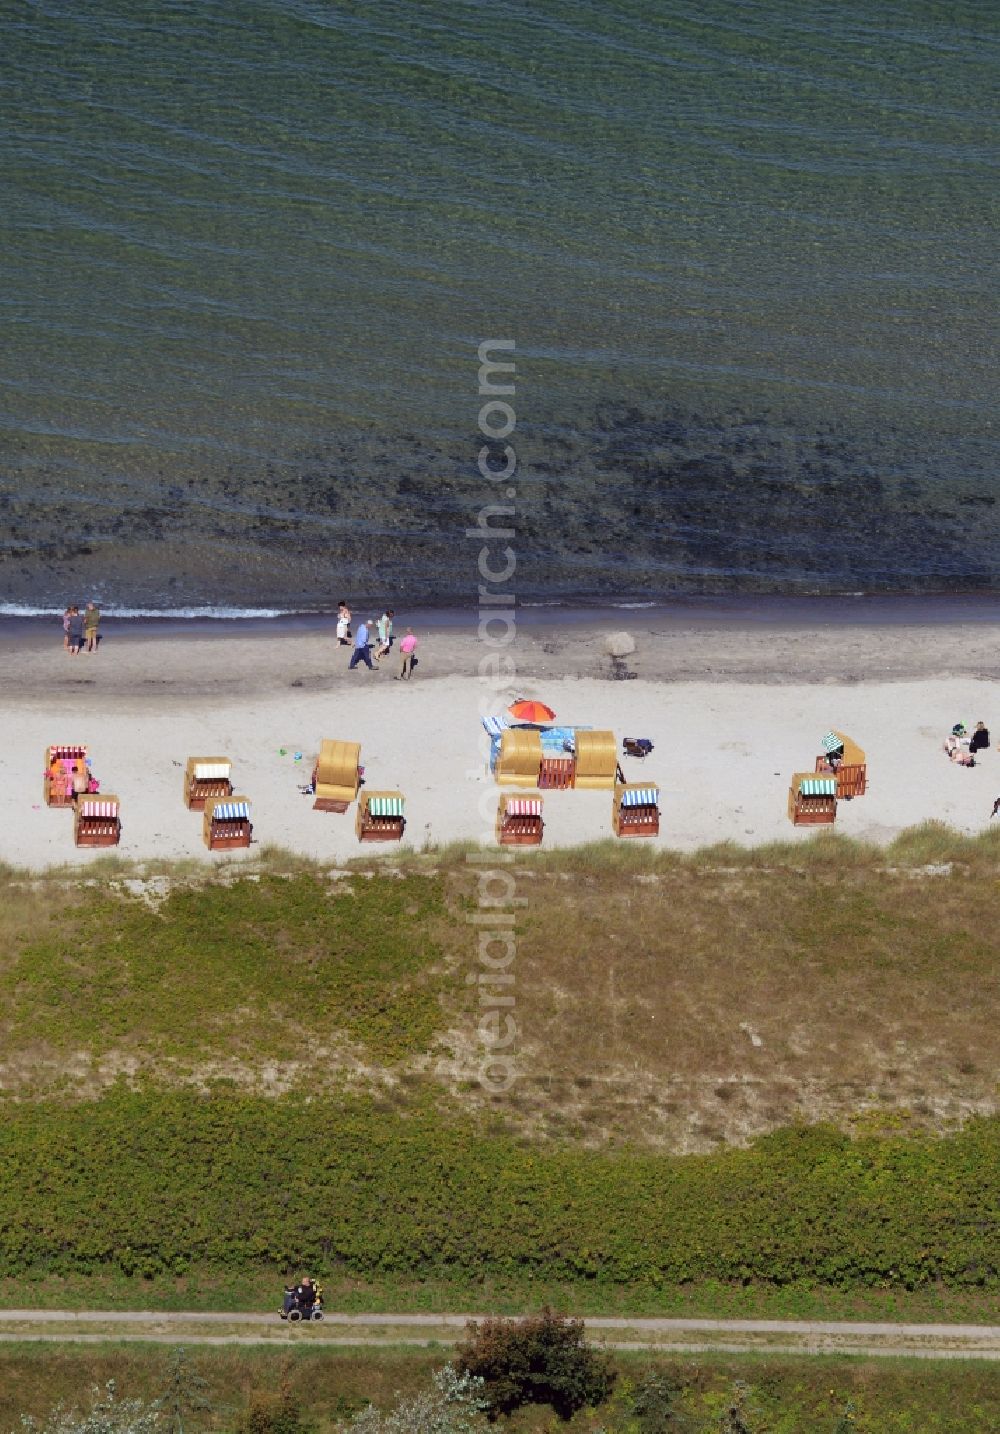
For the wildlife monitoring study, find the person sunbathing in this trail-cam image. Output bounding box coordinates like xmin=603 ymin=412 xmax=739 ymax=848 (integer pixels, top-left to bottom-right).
xmin=944 ymin=736 xmax=974 ymax=767
xmin=969 ymin=721 xmax=990 ymax=754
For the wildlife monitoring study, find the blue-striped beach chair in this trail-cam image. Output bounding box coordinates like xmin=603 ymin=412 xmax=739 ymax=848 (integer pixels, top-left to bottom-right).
xmin=788 ymin=773 xmax=837 ymax=826
xmin=612 ymin=783 xmax=660 ymax=837
xmin=74 ymin=796 xmax=121 ymax=848
xmin=356 ymin=790 xmax=406 ymax=842
xmin=204 ymin=796 xmax=253 ymax=849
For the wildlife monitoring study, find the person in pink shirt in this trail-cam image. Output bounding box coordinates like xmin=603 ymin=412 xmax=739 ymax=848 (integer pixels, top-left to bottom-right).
xmin=396 ymin=628 xmax=417 ymax=680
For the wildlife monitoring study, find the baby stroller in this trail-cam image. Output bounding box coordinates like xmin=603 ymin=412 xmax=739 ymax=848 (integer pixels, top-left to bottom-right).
xmin=622 ymin=737 xmax=654 ymax=760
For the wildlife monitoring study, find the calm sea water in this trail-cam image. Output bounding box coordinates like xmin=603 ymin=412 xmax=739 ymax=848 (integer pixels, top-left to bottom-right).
xmin=1 ymin=0 xmax=997 ymax=611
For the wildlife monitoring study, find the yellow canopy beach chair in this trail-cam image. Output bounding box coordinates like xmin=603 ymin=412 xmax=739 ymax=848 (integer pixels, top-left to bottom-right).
xmin=496 ymin=791 xmax=544 ymax=846
xmin=574 ymin=730 xmax=621 ymax=789
xmin=356 ymin=790 xmax=406 ymax=843
xmin=788 ymin=772 xmax=837 ymax=826
xmin=312 ymin=739 xmax=362 ymax=812
xmin=495 ymin=729 xmax=542 ymax=788
xmin=203 ymin=796 xmax=253 ymax=850
xmin=74 ymin=795 xmax=121 ymax=848
xmin=184 ymin=756 xmax=233 ymax=811
xmin=612 ymin=782 xmax=661 ymax=837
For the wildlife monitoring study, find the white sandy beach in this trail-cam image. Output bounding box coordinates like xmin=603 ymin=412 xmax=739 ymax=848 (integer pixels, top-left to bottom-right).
xmin=1 ymin=617 xmax=997 ymax=869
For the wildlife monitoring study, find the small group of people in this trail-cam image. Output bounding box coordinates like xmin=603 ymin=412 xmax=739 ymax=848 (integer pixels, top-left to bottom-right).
xmin=943 ymin=720 xmax=990 ymax=768
xmin=337 ymin=601 xmax=418 ymax=679
xmin=48 ymin=757 xmax=100 ymax=802
xmin=62 ymin=602 xmax=101 ymax=654
xmin=281 ymin=1274 xmax=323 ymax=1317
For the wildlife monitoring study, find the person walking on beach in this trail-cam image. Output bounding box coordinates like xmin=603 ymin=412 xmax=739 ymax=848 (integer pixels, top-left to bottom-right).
xmin=62 ymin=606 xmax=73 ymax=653
xmin=67 ymin=606 xmax=84 ymax=655
xmin=349 ymin=617 xmax=374 ymax=670
xmin=396 ymin=627 xmax=417 ymax=680
xmin=374 ymin=608 xmax=393 ymax=665
xmin=336 ymin=600 xmax=352 ymax=646
xmin=84 ymin=601 xmax=100 ymax=653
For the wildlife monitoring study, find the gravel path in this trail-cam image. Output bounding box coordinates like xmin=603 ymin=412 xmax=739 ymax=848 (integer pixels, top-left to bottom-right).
xmin=0 ymin=1312 xmax=997 ymax=1360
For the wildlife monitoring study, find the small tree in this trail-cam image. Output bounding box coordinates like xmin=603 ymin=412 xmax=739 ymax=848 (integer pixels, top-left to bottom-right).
xmin=454 ymin=1308 xmax=615 ymax=1420
xmin=628 ymin=1373 xmax=695 ymax=1433
xmin=156 ymin=1350 xmax=212 ymax=1434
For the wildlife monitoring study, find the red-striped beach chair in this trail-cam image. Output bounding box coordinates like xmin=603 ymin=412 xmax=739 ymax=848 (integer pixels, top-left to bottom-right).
xmin=74 ymin=796 xmax=121 ymax=848
xmin=496 ymin=792 xmax=544 ymax=846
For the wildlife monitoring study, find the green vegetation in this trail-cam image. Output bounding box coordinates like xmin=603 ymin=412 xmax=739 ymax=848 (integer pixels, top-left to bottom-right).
xmin=0 ymin=1088 xmax=997 ymax=1292
xmin=0 ymin=829 xmax=996 ymax=1327
xmin=2 ymin=1346 xmax=1000 ymax=1434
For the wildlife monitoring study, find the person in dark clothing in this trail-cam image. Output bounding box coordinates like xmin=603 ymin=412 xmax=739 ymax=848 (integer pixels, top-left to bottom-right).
xmin=282 ymin=1285 xmax=297 ymax=1315
xmin=295 ymin=1276 xmax=316 ymax=1312
xmin=969 ymin=722 xmax=990 ymax=754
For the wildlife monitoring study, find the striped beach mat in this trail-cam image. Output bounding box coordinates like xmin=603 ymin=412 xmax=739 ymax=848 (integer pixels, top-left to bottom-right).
xmin=368 ymin=796 xmax=404 ymax=817
xmin=799 ymin=777 xmax=836 ymax=796
xmin=80 ymin=801 xmax=118 ymax=818
xmin=506 ymin=798 xmax=542 ymax=816
xmin=213 ymin=802 xmax=250 ymax=820
xmin=194 ymin=762 xmax=231 ymax=779
xmin=621 ymin=786 xmax=659 ymax=807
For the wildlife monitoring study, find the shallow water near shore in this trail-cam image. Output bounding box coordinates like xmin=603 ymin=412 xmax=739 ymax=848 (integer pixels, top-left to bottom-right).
xmin=1 ymin=1 xmax=997 ymax=607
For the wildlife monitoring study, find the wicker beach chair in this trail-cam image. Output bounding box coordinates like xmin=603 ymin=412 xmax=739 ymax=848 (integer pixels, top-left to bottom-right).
xmin=44 ymin=745 xmax=89 ymax=807
xmin=574 ymin=731 xmax=622 ymax=789
xmin=203 ymin=796 xmax=253 ymax=850
xmin=496 ymin=792 xmax=544 ymax=847
xmin=612 ymin=783 xmax=661 ymax=837
xmin=494 ymin=729 xmax=542 ymax=788
xmin=356 ymin=790 xmax=406 ymax=843
xmin=815 ymin=732 xmax=867 ymax=799
xmin=184 ymin=756 xmax=234 ymax=811
xmin=312 ymin=739 xmax=362 ymax=812
xmin=74 ymin=796 xmax=121 ymax=848
xmin=788 ymin=773 xmax=837 ymax=826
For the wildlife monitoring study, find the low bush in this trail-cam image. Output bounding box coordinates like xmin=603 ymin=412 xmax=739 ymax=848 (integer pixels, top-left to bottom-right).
xmin=454 ymin=1309 xmax=614 ymax=1419
xmin=0 ymin=1090 xmax=996 ymax=1293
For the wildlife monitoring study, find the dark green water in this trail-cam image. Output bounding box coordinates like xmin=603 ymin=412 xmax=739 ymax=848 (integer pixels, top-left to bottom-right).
xmin=1 ymin=0 xmax=997 ymax=611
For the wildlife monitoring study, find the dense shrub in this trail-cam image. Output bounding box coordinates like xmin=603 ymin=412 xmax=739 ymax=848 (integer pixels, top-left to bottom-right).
xmin=454 ymin=1310 xmax=614 ymax=1419
xmin=0 ymin=1090 xmax=997 ymax=1292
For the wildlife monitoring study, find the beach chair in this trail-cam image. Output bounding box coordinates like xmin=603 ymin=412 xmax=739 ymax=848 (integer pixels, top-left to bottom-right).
xmin=184 ymin=757 xmax=233 ymax=811
xmin=612 ymin=783 xmax=660 ymax=837
xmin=44 ymin=745 xmax=89 ymax=807
xmin=538 ymin=755 xmax=575 ymax=789
xmin=815 ymin=732 xmax=867 ymax=799
xmin=788 ymin=773 xmax=837 ymax=826
xmin=496 ymin=792 xmax=544 ymax=846
xmin=74 ymin=796 xmax=121 ymax=848
xmin=574 ymin=731 xmax=622 ymax=789
xmin=312 ymin=739 xmax=362 ymax=812
xmin=203 ymin=796 xmax=253 ymax=850
xmin=356 ymin=791 xmax=406 ymax=843
xmin=495 ymin=729 xmax=542 ymax=788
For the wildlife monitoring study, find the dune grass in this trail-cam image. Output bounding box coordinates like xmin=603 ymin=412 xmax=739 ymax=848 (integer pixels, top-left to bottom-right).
xmin=0 ymin=826 xmax=996 ymax=1146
